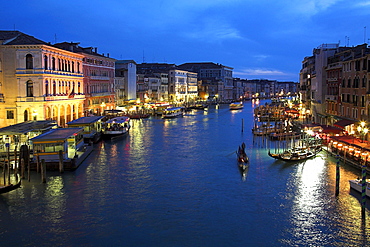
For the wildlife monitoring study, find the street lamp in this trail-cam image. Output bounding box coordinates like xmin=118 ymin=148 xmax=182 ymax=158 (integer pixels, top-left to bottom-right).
xmin=100 ymin=102 xmax=106 ymax=115
xmin=357 ymin=121 xmax=368 ymax=143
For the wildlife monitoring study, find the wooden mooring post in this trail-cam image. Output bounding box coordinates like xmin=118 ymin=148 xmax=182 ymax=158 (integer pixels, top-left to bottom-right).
xmin=335 ymin=155 xmax=340 ymax=196
xmin=7 ymin=144 xmax=10 ymax=184
xmin=21 ymin=158 xmax=25 ymax=180
xmin=58 ymin=150 xmax=64 ymax=173
xmin=361 ymin=162 xmax=367 ymax=217
xmin=40 ymin=159 xmax=46 ymax=183
xmin=14 ymin=146 xmax=18 ymax=180
xmin=27 ymin=147 xmax=30 ymax=182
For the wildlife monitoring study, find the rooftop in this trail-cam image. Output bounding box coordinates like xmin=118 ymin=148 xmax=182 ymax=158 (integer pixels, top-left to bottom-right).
xmin=0 ymin=120 xmax=58 ymax=136
xmin=31 ymin=128 xmax=83 ymax=141
xmin=67 ymin=116 xmax=104 ymax=125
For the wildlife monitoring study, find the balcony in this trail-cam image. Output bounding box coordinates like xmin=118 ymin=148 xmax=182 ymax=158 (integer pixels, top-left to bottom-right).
xmin=16 ymin=69 xmax=83 ymax=77
xmin=325 ymin=95 xmax=337 ymax=101
xmin=17 ymin=94 xmax=86 ymax=102
xmin=90 ymin=76 xmax=110 ymax=81
xmin=90 ymin=92 xmax=113 ymax=97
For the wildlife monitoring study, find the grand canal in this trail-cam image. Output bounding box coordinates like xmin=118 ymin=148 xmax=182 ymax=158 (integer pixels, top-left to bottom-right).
xmin=1 ymin=100 xmax=370 ymax=246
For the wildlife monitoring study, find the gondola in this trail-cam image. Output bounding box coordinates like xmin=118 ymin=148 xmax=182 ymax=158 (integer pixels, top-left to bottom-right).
xmin=268 ymin=145 xmax=322 ymax=162
xmin=237 ymin=142 xmax=249 ymax=171
xmin=0 ymin=180 xmax=21 ymax=194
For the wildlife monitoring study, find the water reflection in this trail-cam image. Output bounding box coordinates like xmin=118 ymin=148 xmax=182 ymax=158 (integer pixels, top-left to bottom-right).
xmin=282 ymin=153 xmax=370 ymax=246
xmin=1 ymin=102 xmax=370 ymax=246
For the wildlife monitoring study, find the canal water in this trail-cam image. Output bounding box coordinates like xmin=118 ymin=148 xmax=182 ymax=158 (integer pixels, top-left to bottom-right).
xmin=1 ymin=100 xmax=370 ymax=246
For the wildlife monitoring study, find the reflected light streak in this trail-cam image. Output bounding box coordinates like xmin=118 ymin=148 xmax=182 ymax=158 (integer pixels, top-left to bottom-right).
xmin=289 ymin=157 xmax=328 ymax=243
xmin=43 ymin=176 xmax=66 ymax=225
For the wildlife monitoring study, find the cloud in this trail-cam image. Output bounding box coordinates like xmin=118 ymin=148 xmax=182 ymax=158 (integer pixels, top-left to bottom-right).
xmin=253 ymin=55 xmax=269 ymax=62
xmin=355 ymin=1 xmax=370 ymax=6
xmin=280 ymin=0 xmax=344 ymax=17
xmin=235 ymin=68 xmax=286 ymax=76
xmin=182 ymin=20 xmax=242 ymax=42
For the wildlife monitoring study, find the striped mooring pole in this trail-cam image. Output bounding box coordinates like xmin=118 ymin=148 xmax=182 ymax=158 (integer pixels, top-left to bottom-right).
xmin=361 ymin=163 xmax=366 ymax=211
xmin=335 ymin=155 xmax=340 ymax=196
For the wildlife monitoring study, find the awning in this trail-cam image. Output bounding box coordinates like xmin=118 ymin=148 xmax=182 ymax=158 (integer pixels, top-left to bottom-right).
xmin=320 ymin=125 xmax=345 ymax=135
xmin=333 ymin=119 xmax=356 ymax=129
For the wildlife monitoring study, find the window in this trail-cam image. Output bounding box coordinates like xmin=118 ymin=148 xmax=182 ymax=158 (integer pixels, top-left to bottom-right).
xmin=45 ymin=80 xmax=49 ymax=95
xmin=362 ymin=76 xmax=366 ymax=88
xmin=26 ymin=80 xmax=33 ymax=97
xmin=24 ymin=110 xmax=28 ymax=121
xmin=6 ymin=110 xmax=14 ymax=119
xmin=362 ymin=95 xmax=366 ymax=107
xmin=26 ymin=54 xmax=33 ymax=69
xmin=44 ymin=55 xmax=48 ymax=70
xmin=52 ymin=57 xmax=56 ymax=70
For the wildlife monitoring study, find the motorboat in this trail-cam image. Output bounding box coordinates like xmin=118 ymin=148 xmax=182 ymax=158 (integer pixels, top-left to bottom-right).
xmin=162 ymin=107 xmax=184 ymax=118
xmin=349 ymin=179 xmax=370 ymax=197
xmin=229 ymin=102 xmax=243 ymax=110
xmin=102 ymin=116 xmax=130 ymax=139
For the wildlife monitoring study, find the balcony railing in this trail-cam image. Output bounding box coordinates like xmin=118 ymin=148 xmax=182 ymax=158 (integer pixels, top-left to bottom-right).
xmin=16 ymin=69 xmax=83 ymax=77
xmin=17 ymin=94 xmax=86 ymax=102
xmin=90 ymin=76 xmax=110 ymax=80
xmin=325 ymin=95 xmax=337 ymax=101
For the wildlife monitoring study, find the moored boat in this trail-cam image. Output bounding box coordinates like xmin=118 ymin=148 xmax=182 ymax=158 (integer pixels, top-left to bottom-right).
xmin=349 ymin=179 xmax=370 ymax=197
xmin=0 ymin=179 xmax=21 ymax=194
xmin=189 ymin=103 xmax=208 ymax=110
xmin=229 ymin=102 xmax=243 ymax=110
xmin=102 ymin=116 xmax=130 ymax=139
xmin=268 ymin=145 xmax=322 ymax=162
xmin=162 ymin=107 xmax=184 ymax=118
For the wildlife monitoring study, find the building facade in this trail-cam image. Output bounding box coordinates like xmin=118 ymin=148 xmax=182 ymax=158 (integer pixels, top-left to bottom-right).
xmin=54 ymin=42 xmax=116 ymax=116
xmin=0 ymin=31 xmax=85 ymax=128
xmin=115 ymin=60 xmax=137 ymax=106
xmin=177 ymin=62 xmax=234 ymax=101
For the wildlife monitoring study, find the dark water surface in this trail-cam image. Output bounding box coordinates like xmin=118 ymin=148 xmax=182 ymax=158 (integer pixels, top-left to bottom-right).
xmin=1 ymin=100 xmax=370 ymax=246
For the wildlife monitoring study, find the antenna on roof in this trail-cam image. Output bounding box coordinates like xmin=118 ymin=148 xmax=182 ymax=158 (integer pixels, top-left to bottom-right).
xmin=142 ymin=50 xmax=146 ymax=63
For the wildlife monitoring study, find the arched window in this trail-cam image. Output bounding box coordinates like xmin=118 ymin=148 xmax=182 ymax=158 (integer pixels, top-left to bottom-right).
xmin=45 ymin=80 xmax=49 ymax=95
xmin=52 ymin=57 xmax=56 ymax=70
xmin=26 ymin=80 xmax=33 ymax=97
xmin=44 ymin=55 xmax=48 ymax=70
xmin=53 ymin=81 xmax=56 ymax=95
xmin=26 ymin=54 xmax=33 ymax=69
xmin=24 ymin=110 xmax=28 ymax=122
xmin=78 ymin=82 xmax=81 ymax=94
xmin=77 ymin=62 xmax=80 ymax=73
xmin=72 ymin=61 xmax=75 ymax=73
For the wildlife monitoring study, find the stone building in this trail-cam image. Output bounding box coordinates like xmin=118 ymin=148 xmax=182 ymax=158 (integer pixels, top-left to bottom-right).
xmin=115 ymin=60 xmax=137 ymax=106
xmin=0 ymin=31 xmax=85 ymax=128
xmin=54 ymin=42 xmax=116 ymax=115
xmin=177 ymin=62 xmax=234 ymax=101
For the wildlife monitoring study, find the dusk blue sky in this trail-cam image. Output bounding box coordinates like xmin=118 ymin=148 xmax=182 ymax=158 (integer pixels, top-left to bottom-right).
xmin=2 ymin=0 xmax=370 ymax=81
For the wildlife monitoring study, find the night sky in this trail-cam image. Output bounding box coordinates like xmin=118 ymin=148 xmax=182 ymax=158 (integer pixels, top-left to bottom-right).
xmin=2 ymin=0 xmax=370 ymax=81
